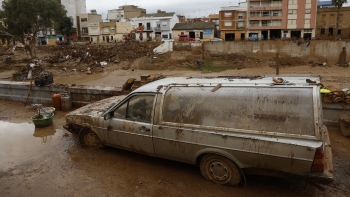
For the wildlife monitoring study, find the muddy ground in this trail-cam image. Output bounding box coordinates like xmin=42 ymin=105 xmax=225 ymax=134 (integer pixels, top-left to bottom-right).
xmin=0 ymin=100 xmax=349 ymax=197
xmin=0 ymin=44 xmax=350 ymax=196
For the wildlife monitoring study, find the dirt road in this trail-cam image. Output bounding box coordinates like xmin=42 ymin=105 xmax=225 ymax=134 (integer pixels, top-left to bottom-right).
xmin=0 ymin=100 xmax=349 ymax=197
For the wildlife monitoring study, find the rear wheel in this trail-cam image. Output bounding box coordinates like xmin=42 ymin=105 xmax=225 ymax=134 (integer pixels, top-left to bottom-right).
xmin=79 ymin=129 xmax=103 ymax=148
xmin=200 ymin=154 xmax=242 ymax=186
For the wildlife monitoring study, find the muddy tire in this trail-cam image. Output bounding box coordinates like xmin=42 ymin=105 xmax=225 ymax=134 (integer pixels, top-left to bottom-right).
xmin=200 ymin=154 xmax=242 ymax=186
xmin=79 ymin=129 xmax=104 ymax=148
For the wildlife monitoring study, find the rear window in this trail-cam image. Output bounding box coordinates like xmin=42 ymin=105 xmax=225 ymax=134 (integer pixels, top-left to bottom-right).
xmin=162 ymin=86 xmax=315 ymax=136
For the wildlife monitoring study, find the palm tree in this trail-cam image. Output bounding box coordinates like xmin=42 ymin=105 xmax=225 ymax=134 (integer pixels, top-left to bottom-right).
xmin=331 ymin=0 xmax=348 ymax=39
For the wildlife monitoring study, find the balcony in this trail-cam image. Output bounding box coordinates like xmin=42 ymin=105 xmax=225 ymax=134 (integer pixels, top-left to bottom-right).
xmin=101 ymin=31 xmax=110 ymax=34
xmin=154 ymin=27 xmax=160 ymax=31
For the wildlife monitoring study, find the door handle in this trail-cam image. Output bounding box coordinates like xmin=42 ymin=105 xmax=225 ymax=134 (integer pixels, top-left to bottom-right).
xmin=138 ymin=126 xmax=150 ymax=132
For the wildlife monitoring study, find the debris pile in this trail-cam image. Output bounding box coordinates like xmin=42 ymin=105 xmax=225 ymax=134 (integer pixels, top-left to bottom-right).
xmin=323 ymin=86 xmax=350 ymax=105
xmin=45 ymin=42 xmax=157 ymax=65
xmin=12 ymin=64 xmax=44 ymax=81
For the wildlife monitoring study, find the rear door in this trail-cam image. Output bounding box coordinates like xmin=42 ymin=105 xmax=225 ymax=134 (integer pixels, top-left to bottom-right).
xmin=103 ymin=93 xmax=156 ymax=156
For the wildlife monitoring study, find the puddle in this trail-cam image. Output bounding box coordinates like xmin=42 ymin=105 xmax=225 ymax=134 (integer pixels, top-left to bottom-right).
xmin=0 ymin=121 xmax=70 ymax=170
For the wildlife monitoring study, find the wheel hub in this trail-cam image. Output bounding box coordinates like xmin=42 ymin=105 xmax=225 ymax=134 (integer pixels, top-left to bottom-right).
xmin=84 ymin=133 xmax=100 ymax=147
xmin=209 ymin=162 xmax=229 ymax=181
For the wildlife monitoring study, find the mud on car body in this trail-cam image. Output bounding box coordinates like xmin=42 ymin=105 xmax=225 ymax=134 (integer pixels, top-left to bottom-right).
xmin=64 ymin=76 xmax=334 ymax=186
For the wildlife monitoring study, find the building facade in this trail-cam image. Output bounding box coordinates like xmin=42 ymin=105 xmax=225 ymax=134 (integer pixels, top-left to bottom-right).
xmin=219 ymin=3 xmax=247 ymax=41
xmin=131 ymin=10 xmax=179 ymax=41
xmin=316 ymin=7 xmax=350 ymax=40
xmin=76 ymin=12 xmax=102 ymax=41
xmin=247 ymin=0 xmax=317 ymax=40
xmin=172 ymin=21 xmax=216 ymax=41
xmin=59 ymin=0 xmax=87 ymax=27
xmin=107 ymin=5 xmax=146 ymax=22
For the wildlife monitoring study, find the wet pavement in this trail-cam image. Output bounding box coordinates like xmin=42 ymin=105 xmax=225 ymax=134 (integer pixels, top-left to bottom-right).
xmin=0 ymin=100 xmax=349 ymax=197
xmin=0 ymin=121 xmax=67 ymax=171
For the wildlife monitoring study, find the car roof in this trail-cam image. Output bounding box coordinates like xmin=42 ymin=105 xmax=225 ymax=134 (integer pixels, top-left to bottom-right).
xmin=133 ymin=75 xmax=322 ymax=93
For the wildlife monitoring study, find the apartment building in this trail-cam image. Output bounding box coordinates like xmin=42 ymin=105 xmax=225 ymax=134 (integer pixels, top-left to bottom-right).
xmin=247 ymin=0 xmax=317 ymax=40
xmin=219 ymin=3 xmax=247 ymax=41
xmin=107 ymin=5 xmax=146 ymax=22
xmin=131 ymin=10 xmax=179 ymax=41
xmin=76 ymin=11 xmax=103 ymax=41
xmin=209 ymin=14 xmax=220 ymax=37
xmin=59 ymin=0 xmax=87 ymax=27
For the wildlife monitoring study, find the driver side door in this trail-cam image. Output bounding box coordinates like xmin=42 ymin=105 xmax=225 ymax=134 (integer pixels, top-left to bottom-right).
xmin=103 ymin=94 xmax=156 ymax=156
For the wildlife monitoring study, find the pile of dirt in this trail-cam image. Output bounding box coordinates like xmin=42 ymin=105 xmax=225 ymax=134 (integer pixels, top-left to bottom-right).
xmin=277 ymin=56 xmax=307 ymax=67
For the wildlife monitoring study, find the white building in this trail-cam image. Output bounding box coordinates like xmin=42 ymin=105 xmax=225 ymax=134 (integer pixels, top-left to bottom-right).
xmin=131 ymin=11 xmax=179 ymax=41
xmin=107 ymin=9 xmax=125 ymax=22
xmin=60 ymin=0 xmax=87 ymax=27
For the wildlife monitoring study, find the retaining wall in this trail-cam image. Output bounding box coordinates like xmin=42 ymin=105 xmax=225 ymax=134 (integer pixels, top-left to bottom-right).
xmin=0 ymin=81 xmax=126 ymax=107
xmin=203 ymin=40 xmax=350 ymax=64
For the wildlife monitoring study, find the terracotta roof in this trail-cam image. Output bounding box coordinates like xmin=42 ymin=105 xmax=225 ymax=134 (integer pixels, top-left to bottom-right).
xmin=172 ymin=21 xmax=215 ymax=30
xmin=138 ymin=12 xmax=175 ymax=18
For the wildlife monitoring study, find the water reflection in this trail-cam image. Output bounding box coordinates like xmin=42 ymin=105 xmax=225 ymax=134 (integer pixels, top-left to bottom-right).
xmin=33 ymin=124 xmax=57 ymax=144
xmin=0 ymin=121 xmax=64 ymax=170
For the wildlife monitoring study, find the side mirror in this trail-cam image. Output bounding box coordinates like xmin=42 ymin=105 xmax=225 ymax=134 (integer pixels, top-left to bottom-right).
xmin=104 ymin=112 xmax=111 ymax=120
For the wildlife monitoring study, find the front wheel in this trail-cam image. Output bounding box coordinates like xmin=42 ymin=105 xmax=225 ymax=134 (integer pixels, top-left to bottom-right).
xmin=79 ymin=129 xmax=104 ymax=148
xmin=200 ymin=154 xmax=242 ymax=186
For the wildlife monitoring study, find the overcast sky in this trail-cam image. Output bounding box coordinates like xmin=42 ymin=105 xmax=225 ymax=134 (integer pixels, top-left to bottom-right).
xmin=86 ymin=0 xmax=243 ymax=18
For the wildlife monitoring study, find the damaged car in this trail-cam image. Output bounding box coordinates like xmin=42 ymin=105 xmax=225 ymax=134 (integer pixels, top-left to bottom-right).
xmin=64 ymin=76 xmax=333 ymax=186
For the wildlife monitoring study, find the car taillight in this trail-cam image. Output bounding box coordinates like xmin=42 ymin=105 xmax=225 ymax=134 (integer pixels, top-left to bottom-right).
xmin=311 ymin=146 xmax=324 ymax=173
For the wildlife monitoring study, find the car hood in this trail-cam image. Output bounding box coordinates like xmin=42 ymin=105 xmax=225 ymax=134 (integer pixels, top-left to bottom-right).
xmin=66 ymin=95 xmax=126 ymax=118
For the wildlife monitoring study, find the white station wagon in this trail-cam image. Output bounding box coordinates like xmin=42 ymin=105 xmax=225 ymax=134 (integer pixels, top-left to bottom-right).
xmin=64 ymin=76 xmax=333 ymax=186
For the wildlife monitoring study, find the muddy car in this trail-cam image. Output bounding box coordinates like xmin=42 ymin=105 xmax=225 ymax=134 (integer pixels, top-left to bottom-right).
xmin=64 ymin=76 xmax=333 ymax=186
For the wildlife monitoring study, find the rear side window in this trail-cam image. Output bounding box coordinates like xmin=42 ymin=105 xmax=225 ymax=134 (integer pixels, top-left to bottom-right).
xmin=162 ymin=87 xmax=315 ymax=136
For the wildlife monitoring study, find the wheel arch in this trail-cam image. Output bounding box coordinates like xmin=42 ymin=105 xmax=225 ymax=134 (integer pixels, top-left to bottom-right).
xmin=194 ymin=148 xmax=244 ymax=169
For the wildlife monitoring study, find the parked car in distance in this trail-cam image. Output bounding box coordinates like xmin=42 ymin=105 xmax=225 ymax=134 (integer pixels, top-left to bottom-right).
xmin=249 ymin=34 xmax=258 ymax=41
xmin=178 ymin=34 xmax=195 ymax=41
xmin=64 ymin=76 xmax=334 ymax=187
xmin=210 ymin=37 xmax=223 ymax=41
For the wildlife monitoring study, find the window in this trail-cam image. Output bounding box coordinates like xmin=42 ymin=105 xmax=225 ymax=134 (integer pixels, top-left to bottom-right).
xmin=82 ymin=27 xmax=88 ymax=34
xmin=224 ymin=12 xmax=232 ymax=17
xmin=272 ymin=11 xmax=280 ymax=16
xmin=81 ymin=18 xmax=87 ymax=22
xmin=121 ymin=15 xmax=124 ymax=18
xmin=262 ymin=11 xmax=270 ymax=16
xmin=329 ymin=28 xmax=333 ymax=36
xmin=304 ymin=29 xmax=312 ymax=33
xmin=305 ymin=19 xmax=310 ymax=24
xmin=320 ymin=28 xmax=325 ymax=35
xmin=162 ymin=34 xmax=168 ymax=38
xmin=238 ymin=16 xmax=243 ymax=19
xmin=111 ymin=36 xmax=114 ymax=40
xmin=305 ymin=9 xmax=311 ymax=14
xmin=224 ymin=22 xmax=232 ymax=26
xmin=113 ymin=95 xmax=154 ymax=123
xmin=284 ymin=30 xmax=288 ymax=33
xmin=288 ymin=19 xmax=296 ymax=24
xmin=162 ymin=22 xmax=167 ymax=27
xmin=338 ymin=29 xmax=342 ymax=35
xmin=288 ymin=0 xmax=297 ymax=4
xmin=138 ymin=23 xmax=142 ymax=27
xmin=103 ymin=36 xmax=105 ymax=41
xmin=288 ymin=9 xmax=297 ymax=14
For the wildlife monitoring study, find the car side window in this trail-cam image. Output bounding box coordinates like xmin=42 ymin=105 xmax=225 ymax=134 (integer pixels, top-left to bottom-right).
xmin=113 ymin=101 xmax=128 ymax=119
xmin=127 ymin=95 xmax=154 ymax=122
xmin=113 ymin=95 xmax=154 ymax=123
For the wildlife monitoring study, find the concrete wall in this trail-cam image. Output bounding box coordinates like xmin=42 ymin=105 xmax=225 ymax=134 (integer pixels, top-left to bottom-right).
xmin=203 ymin=40 xmax=350 ymax=64
xmin=0 ymin=81 xmax=125 ymax=107
xmin=153 ymin=41 xmax=173 ymax=53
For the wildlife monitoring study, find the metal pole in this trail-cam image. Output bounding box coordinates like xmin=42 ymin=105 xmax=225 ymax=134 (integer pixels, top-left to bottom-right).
xmin=276 ymin=53 xmax=279 ymax=75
